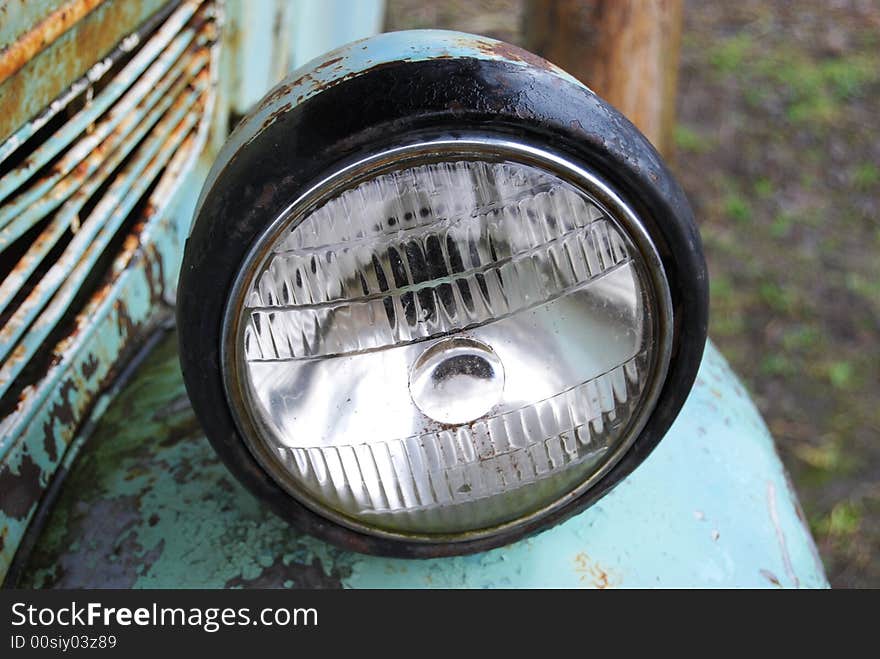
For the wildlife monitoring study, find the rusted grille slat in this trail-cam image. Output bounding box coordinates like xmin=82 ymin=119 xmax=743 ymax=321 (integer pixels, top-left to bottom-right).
xmin=0 ymin=0 xmax=179 ymax=161
xmin=0 ymin=0 xmax=219 ymax=585
xmin=0 ymin=0 xmax=196 ymax=176
xmin=0 ymin=0 xmax=217 ymax=408
xmin=0 ymin=48 xmax=211 ymax=317
xmin=0 ymin=0 xmax=105 ymax=85
xmin=0 ymin=83 xmax=206 ymax=397
xmin=0 ymin=0 xmax=207 ymax=217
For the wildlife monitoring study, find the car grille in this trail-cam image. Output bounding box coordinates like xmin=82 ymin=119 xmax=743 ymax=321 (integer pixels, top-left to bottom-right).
xmin=0 ymin=0 xmax=218 ymax=419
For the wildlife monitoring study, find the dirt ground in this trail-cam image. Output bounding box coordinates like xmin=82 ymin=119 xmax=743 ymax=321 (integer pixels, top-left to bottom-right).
xmin=386 ymin=0 xmax=880 ymax=588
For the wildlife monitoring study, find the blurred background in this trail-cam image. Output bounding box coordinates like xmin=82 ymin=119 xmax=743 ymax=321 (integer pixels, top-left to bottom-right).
xmin=385 ymin=0 xmax=880 ymax=588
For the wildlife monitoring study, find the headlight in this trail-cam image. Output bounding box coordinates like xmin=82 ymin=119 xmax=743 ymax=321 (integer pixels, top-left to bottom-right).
xmin=178 ymin=31 xmax=708 ymax=556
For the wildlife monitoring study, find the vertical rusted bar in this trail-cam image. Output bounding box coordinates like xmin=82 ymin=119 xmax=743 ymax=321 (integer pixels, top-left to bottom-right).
xmin=523 ymin=0 xmax=683 ymax=157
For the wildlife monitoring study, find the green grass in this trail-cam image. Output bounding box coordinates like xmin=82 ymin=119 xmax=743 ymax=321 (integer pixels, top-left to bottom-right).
xmin=814 ymin=500 xmax=863 ymax=538
xmin=770 ymin=212 xmax=796 ymax=239
xmin=852 ymin=162 xmax=880 ymax=190
xmin=709 ymin=34 xmax=880 ymax=124
xmin=709 ymin=33 xmax=754 ymax=74
xmin=723 ymin=192 xmax=753 ymax=224
xmin=753 ymin=177 xmax=774 ymax=199
xmin=781 ymin=325 xmax=821 ymax=352
xmin=758 ymin=282 xmax=796 ymax=314
xmin=845 ymin=272 xmax=880 ymax=304
xmin=760 ymin=353 xmax=795 ymax=377
xmin=674 ymin=125 xmax=712 ymax=153
xmin=826 ymin=360 xmax=855 ymax=390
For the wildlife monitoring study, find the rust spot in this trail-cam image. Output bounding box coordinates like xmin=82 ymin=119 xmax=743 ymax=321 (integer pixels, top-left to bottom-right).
xmin=141 ymin=242 xmax=167 ymax=305
xmin=252 ymin=60 xmax=433 ymax=148
xmin=114 ymin=298 xmax=135 ymax=340
xmin=9 ymin=343 xmax=28 ymax=363
xmin=469 ymin=37 xmax=557 ymax=72
xmin=121 ymin=227 xmax=143 ymax=257
xmin=0 ymin=0 xmax=103 ymax=84
xmin=573 ymin=552 xmax=616 ymax=589
xmin=49 ymin=378 xmax=78 ymax=427
xmin=42 ymin=419 xmax=59 ymax=463
xmin=312 ymin=56 xmax=344 ymax=72
xmin=258 ymin=82 xmax=294 ymax=111
xmin=260 ymin=101 xmax=292 ymax=132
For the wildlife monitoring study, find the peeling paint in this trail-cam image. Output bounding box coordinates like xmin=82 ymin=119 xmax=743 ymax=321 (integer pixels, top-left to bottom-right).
xmin=0 ymin=452 xmax=43 ymax=520
xmin=16 ymin=338 xmax=828 ymax=588
xmin=573 ymin=552 xmax=617 ymax=589
xmin=767 ymin=481 xmax=799 ymax=588
xmin=0 ymin=0 xmax=174 ymax=145
xmin=0 ymin=2 xmax=219 ymax=581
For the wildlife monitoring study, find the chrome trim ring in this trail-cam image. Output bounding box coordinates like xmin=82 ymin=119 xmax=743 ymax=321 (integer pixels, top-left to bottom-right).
xmin=220 ymin=134 xmax=673 ymax=544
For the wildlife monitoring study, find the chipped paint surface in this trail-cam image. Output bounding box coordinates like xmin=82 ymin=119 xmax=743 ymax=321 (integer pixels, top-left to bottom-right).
xmin=18 ymin=337 xmax=828 ymax=588
xmin=193 ymin=28 xmax=587 ymax=226
xmin=1 ymin=0 xmax=390 ymax=581
xmin=0 ymin=0 xmax=169 ymax=145
xmin=0 ymin=149 xmax=210 ymax=582
xmin=0 ymin=0 xmax=224 ymax=583
xmin=4 ymin=8 xmax=825 ymax=588
xmin=0 ymin=0 xmax=105 ymax=84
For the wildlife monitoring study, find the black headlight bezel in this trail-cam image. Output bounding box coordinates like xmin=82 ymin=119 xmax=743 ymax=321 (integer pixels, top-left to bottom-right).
xmin=178 ymin=44 xmax=708 ymax=558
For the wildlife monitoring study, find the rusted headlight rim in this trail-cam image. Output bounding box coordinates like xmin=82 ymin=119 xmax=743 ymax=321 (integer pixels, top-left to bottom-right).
xmin=219 ymin=134 xmax=674 ymax=546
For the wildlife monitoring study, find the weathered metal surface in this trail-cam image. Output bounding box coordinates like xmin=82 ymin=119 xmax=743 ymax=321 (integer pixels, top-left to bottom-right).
xmin=0 ymin=0 xmax=171 ymax=145
xmin=0 ymin=0 xmax=392 ymax=580
xmin=0 ymin=0 xmax=388 ymax=583
xmin=288 ymin=0 xmax=386 ymax=74
xmin=0 ymin=0 xmax=104 ymax=84
xmin=0 ymin=0 xmax=207 ymax=212
xmin=0 ymin=1 xmax=66 ymax=52
xmin=0 ymin=52 xmax=211 ymax=319
xmin=197 ymin=29 xmax=583 ymax=221
xmin=0 ymin=139 xmax=212 ymax=582
xmin=0 ymin=1 xmax=220 ymax=582
xmin=221 ymin=0 xmax=386 ymax=117
xmin=0 ymin=95 xmax=204 ymax=398
xmin=222 ymin=0 xmax=285 ymax=117
xmin=15 ymin=335 xmax=827 ymax=588
xmin=0 ymin=3 xmax=216 ymax=395
xmin=0 ymin=2 xmax=175 ymax=167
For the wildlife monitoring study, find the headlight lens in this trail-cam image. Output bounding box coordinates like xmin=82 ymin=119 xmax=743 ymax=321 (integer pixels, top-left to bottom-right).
xmin=222 ymin=140 xmax=672 ymax=540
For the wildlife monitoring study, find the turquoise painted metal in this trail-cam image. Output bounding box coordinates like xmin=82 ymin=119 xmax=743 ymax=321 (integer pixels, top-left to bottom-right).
xmin=17 ymin=333 xmax=827 ymax=588
xmin=0 ymin=49 xmax=210 ymax=318
xmin=197 ymin=29 xmax=585 ymax=218
xmin=1 ymin=2 xmax=827 ymax=588
xmin=0 ymin=0 xmax=220 ymax=580
xmin=0 ymin=0 xmax=387 ymax=582
xmin=0 ymin=0 xmax=170 ymax=147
